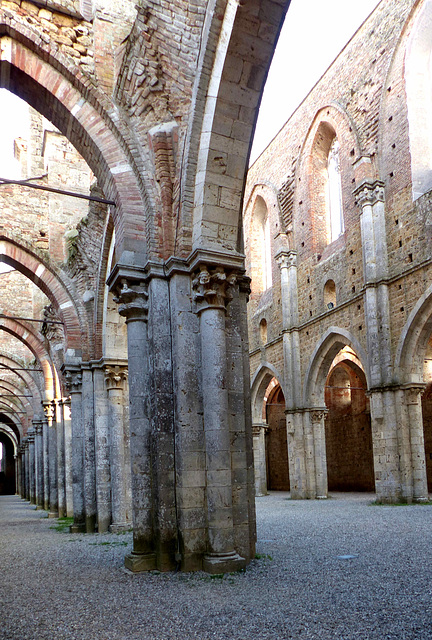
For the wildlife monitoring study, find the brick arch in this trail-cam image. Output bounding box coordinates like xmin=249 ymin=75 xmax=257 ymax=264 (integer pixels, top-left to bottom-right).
xmin=0 ymin=317 xmax=55 ymax=400
xmin=0 ymin=29 xmax=154 ymax=264
xmin=185 ymin=0 xmax=290 ymax=255
xmin=0 ymin=424 xmax=18 ymax=454
xmin=0 ymin=406 xmax=25 ymax=438
xmin=0 ymin=236 xmax=85 ymax=355
xmin=0 ymin=354 xmax=43 ymax=407
xmin=303 ymin=327 xmax=370 ymax=408
xmin=0 ymin=380 xmax=34 ymax=421
xmin=395 ymin=282 xmax=432 ymax=385
xmin=251 ymin=362 xmax=285 ymax=424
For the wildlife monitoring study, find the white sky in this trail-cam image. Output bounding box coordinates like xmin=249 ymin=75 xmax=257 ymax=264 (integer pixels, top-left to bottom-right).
xmin=251 ymin=0 xmax=382 ymax=163
xmin=0 ymin=0 xmax=382 ymax=173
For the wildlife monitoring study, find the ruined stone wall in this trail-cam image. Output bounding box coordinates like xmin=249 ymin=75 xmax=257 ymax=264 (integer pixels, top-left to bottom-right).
xmin=245 ymin=0 xmax=421 ymax=384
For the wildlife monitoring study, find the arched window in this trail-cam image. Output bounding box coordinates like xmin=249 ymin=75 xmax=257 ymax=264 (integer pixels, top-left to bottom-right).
xmin=251 ymin=195 xmax=273 ymax=293
xmin=309 ymin=123 xmax=345 ymax=250
xmin=327 ymin=138 xmax=344 ymax=242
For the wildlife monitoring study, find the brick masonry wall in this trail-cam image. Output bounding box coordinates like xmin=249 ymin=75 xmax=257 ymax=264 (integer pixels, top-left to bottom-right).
xmin=245 ymin=0 xmax=426 ymax=387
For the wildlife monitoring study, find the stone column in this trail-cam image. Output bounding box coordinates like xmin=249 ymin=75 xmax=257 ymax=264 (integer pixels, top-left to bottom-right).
xmin=276 ymin=250 xmax=310 ymax=499
xmin=62 ymin=398 xmax=73 ymax=517
xmin=115 ymin=281 xmax=156 ymax=571
xmin=14 ymin=454 xmax=18 ymax=495
xmin=44 ymin=401 xmax=58 ymax=518
xmin=64 ymin=368 xmax=86 ymax=532
xmin=55 ymin=399 xmax=66 ymax=518
xmin=369 ymin=389 xmax=400 ymax=503
xmin=193 ymin=264 xmax=246 ymax=574
xmin=27 ymin=428 xmax=36 ymax=505
xmin=105 ymin=364 xmax=130 ymax=532
xmin=34 ymin=420 xmax=44 ymax=509
xmin=252 ymin=424 xmax=268 ymax=496
xmin=17 ymin=449 xmax=22 ymax=497
xmin=356 ymin=180 xmax=398 ymax=501
xmin=81 ymin=365 xmax=97 ymax=533
xmin=42 ymin=416 xmax=49 ymax=511
xmin=286 ymin=411 xmax=308 ymax=499
xmin=403 ymin=386 xmax=428 ymax=502
xmin=93 ymin=363 xmax=111 ymax=534
xmin=23 ymin=439 xmax=29 ymax=500
xmin=310 ymin=410 xmax=328 ymax=499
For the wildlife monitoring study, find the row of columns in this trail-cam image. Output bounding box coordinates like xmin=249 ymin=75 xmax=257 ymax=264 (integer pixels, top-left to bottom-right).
xmin=17 ymin=362 xmax=133 ymax=533
xmin=253 ymin=177 xmax=429 ymax=503
xmin=64 ymin=361 xmax=132 ymax=534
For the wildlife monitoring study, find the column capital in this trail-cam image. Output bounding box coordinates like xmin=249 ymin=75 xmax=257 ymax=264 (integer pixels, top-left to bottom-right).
xmin=114 ymin=279 xmax=149 ymax=322
xmin=63 ymin=368 xmax=83 ymax=394
xmin=32 ymin=419 xmax=43 ymax=435
xmin=275 ymin=249 xmax=297 ymax=269
xmin=308 ymin=408 xmax=328 ymax=423
xmin=252 ymin=423 xmax=269 ymax=437
xmin=192 ymin=264 xmax=237 ymax=314
xmin=104 ymin=364 xmax=128 ymax=391
xmin=42 ymin=401 xmax=55 ymax=426
xmin=27 ymin=428 xmax=35 ymax=443
xmin=402 ymin=384 xmax=426 ymax=405
xmin=353 ymin=179 xmax=385 ymax=207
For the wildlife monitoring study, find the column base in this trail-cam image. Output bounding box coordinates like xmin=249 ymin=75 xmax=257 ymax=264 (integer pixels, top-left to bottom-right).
xmin=124 ymin=551 xmax=157 ymax=573
xmin=316 ymin=495 xmax=328 ymax=500
xmin=70 ymin=523 xmax=86 ymax=533
xmin=48 ymin=511 xmax=59 ymax=519
xmin=109 ymin=522 xmax=131 ymax=533
xmin=414 ymin=496 xmax=429 ymax=503
xmin=203 ymin=552 xmax=246 ymax=575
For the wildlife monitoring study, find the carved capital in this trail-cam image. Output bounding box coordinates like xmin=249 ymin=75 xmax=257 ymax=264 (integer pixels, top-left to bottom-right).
xmin=27 ymin=429 xmax=35 ymax=444
xmin=405 ymin=386 xmax=425 ymax=405
xmin=276 ymin=249 xmax=297 ymax=269
xmin=33 ymin=420 xmax=43 ymax=436
xmin=252 ymin=423 xmax=268 ymax=437
xmin=114 ymin=279 xmax=149 ymax=322
xmin=310 ymin=409 xmax=328 ymax=423
xmin=42 ymin=401 xmax=55 ymax=426
xmin=63 ymin=369 xmax=82 ymax=394
xmin=192 ymin=265 xmax=237 ymax=313
xmin=104 ymin=365 xmax=128 ymax=391
xmin=354 ymin=180 xmax=385 ymax=207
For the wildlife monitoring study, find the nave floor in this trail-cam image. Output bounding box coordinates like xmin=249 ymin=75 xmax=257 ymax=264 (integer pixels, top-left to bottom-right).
xmin=1 ymin=492 xmax=431 ymax=639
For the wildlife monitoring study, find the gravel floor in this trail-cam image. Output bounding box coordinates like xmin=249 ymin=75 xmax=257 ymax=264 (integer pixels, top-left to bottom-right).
xmin=1 ymin=492 xmax=431 ymax=639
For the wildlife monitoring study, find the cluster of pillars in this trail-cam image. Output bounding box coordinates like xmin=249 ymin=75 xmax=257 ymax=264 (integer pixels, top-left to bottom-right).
xmin=17 ymin=360 xmax=132 ymax=532
xmin=18 ymin=400 xmax=70 ymax=516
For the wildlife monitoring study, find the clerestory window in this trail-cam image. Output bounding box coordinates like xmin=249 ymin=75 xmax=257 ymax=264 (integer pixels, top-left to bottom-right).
xmin=327 ymin=137 xmax=344 ymax=243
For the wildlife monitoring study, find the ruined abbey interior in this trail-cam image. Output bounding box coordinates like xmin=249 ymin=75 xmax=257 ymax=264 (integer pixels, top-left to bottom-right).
xmin=1 ymin=0 xmax=432 ymax=582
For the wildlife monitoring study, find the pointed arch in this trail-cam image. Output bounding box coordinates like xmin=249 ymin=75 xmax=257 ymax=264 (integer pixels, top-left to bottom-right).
xmin=0 ymin=353 xmax=43 ymax=406
xmin=0 ymin=236 xmax=85 ymax=356
xmin=303 ymin=327 xmax=369 ymax=407
xmin=395 ymin=281 xmax=432 ymax=384
xmin=187 ymin=0 xmax=290 ymax=256
xmin=0 ymin=29 xmax=153 ymax=263
xmin=250 ymin=362 xmax=286 ymax=424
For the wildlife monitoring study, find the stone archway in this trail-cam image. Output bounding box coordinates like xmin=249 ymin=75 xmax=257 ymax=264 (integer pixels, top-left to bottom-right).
xmin=0 ymin=426 xmax=18 ymax=495
xmin=324 ymin=355 xmax=374 ymax=492
xmin=265 ymin=381 xmax=289 ymax=491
